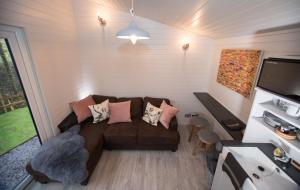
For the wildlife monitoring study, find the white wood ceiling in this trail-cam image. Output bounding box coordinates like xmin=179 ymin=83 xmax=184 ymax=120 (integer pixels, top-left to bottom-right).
xmin=94 ymin=0 xmax=300 ymax=38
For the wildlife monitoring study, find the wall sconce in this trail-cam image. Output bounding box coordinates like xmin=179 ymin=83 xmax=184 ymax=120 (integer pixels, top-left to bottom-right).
xmin=182 ymin=43 xmax=190 ymax=51
xmin=97 ymin=12 xmax=106 ymax=26
xmin=98 ymin=16 xmax=106 ymax=25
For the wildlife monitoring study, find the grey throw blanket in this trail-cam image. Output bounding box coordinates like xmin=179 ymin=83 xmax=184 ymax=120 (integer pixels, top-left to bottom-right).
xmin=31 ymin=125 xmax=89 ymax=184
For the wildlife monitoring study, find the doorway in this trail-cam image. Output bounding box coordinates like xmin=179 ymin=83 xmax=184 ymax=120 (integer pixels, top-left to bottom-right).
xmin=0 ymin=25 xmax=52 ymax=190
xmin=0 ymin=38 xmax=41 ymax=190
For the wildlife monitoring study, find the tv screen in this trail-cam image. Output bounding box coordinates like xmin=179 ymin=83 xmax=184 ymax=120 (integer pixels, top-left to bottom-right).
xmin=257 ymin=58 xmax=300 ymax=103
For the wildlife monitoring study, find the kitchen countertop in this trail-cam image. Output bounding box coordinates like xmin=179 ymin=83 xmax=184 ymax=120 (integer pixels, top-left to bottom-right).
xmin=194 ymin=92 xmax=245 ymax=141
xmin=222 ymin=141 xmax=300 ymax=185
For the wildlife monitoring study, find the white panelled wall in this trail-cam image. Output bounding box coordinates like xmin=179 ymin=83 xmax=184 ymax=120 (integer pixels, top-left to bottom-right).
xmin=208 ymin=28 xmax=300 ymax=123
xmin=72 ymin=0 xmax=214 ymax=124
xmin=0 ymin=0 xmax=82 ymax=138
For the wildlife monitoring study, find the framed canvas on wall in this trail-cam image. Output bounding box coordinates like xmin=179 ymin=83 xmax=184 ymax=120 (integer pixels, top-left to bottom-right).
xmin=216 ymin=49 xmax=263 ymax=98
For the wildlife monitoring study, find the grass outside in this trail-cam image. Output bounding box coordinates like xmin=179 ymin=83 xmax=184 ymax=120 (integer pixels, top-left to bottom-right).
xmin=0 ymin=107 xmax=36 ymax=155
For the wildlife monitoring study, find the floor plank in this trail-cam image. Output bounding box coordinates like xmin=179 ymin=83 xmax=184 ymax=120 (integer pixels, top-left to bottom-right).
xmin=27 ymin=125 xmax=211 ymax=190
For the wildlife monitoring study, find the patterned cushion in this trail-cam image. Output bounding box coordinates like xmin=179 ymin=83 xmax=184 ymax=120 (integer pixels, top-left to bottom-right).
xmin=88 ymin=99 xmax=109 ymax=123
xmin=142 ymin=102 xmax=163 ymax=126
xmin=143 ymin=97 xmax=171 ymax=113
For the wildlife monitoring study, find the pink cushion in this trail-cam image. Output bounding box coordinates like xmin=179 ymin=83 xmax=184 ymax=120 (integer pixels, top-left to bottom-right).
xmin=159 ymin=100 xmax=179 ymax=129
xmin=107 ymin=101 xmax=132 ymax=124
xmin=71 ymin=95 xmax=95 ymax=123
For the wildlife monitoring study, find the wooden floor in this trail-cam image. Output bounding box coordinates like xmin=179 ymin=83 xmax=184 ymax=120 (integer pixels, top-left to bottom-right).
xmin=27 ymin=126 xmax=211 ymax=190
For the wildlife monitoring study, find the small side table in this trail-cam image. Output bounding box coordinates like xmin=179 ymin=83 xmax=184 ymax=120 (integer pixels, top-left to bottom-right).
xmin=192 ymin=129 xmax=220 ymax=155
xmin=188 ymin=116 xmax=210 ymax=142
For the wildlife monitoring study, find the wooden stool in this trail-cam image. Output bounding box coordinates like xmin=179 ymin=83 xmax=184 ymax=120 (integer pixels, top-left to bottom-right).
xmin=192 ymin=129 xmax=220 ymax=155
xmin=188 ymin=116 xmax=210 ymax=142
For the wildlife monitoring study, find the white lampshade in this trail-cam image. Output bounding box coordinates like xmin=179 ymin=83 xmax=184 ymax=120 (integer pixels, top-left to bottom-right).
xmin=116 ymin=21 xmax=150 ymax=44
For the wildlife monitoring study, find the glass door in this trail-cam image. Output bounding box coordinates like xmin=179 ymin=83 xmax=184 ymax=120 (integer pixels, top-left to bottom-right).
xmin=0 ymin=38 xmax=41 ymax=190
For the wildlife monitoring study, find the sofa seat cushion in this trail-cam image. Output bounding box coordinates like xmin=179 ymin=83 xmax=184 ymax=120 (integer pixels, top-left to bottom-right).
xmin=138 ymin=121 xmax=180 ymax=145
xmin=79 ymin=121 xmax=107 ymax=154
xmin=104 ymin=121 xmax=139 ymax=145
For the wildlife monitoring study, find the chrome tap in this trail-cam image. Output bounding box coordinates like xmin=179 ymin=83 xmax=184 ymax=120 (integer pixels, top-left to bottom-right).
xmin=271 ymin=141 xmax=291 ymax=164
xmin=273 ymin=151 xmax=290 ymax=163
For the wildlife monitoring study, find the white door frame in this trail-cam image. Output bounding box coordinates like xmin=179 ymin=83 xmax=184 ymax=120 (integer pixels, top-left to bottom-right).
xmin=0 ymin=24 xmax=54 ymax=141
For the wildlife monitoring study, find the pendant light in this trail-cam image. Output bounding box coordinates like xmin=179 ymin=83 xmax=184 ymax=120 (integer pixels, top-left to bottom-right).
xmin=116 ymin=0 xmax=150 ymax=44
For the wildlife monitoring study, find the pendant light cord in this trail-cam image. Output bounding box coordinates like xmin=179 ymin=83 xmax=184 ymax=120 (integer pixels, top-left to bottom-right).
xmin=130 ymin=0 xmax=134 ymax=16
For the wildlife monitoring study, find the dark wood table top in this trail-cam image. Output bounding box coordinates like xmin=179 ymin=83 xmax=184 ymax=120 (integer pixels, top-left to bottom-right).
xmin=194 ymin=92 xmax=245 ymax=141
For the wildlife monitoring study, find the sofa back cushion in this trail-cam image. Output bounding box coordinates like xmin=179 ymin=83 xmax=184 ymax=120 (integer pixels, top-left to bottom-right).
xmin=118 ymin=97 xmax=143 ymax=120
xmin=57 ymin=112 xmax=78 ymax=132
xmin=92 ymin=95 xmax=117 ymax=104
xmin=143 ymin=97 xmax=171 ymax=113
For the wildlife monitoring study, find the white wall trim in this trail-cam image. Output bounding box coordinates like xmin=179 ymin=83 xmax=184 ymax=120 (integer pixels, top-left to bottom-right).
xmin=0 ymin=24 xmax=54 ymax=141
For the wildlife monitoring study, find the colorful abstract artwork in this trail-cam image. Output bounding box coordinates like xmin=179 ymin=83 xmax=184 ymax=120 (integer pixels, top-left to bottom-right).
xmin=216 ymin=49 xmax=262 ymax=98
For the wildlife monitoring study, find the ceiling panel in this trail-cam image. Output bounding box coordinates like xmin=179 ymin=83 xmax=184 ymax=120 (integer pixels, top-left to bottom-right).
xmin=94 ymin=0 xmax=300 ymax=38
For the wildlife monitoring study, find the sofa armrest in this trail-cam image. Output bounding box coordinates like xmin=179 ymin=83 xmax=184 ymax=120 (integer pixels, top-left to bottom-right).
xmin=169 ymin=116 xmax=178 ymax=131
xmin=57 ymin=112 xmax=78 ymax=132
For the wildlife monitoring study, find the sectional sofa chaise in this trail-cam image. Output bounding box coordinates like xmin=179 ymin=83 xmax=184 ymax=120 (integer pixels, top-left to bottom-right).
xmin=26 ymin=95 xmax=180 ymax=185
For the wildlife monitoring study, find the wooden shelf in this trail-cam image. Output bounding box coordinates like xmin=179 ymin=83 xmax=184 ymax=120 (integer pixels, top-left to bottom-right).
xmin=193 ymin=92 xmax=245 ymax=141
xmin=259 ymin=101 xmax=300 ymax=129
xmin=253 ymin=117 xmax=300 ymax=150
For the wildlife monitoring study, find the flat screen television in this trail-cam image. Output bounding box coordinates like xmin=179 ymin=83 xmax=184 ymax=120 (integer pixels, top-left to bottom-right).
xmin=257 ymin=58 xmax=300 ymax=103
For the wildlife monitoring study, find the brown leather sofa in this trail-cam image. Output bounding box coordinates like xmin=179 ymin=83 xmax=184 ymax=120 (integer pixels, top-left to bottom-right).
xmin=26 ymin=95 xmax=180 ymax=185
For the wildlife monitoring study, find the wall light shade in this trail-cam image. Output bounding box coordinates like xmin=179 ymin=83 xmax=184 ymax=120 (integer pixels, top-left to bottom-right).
xmin=97 ymin=11 xmax=106 ymax=25
xmin=98 ymin=16 xmax=106 ymax=25
xmin=116 ymin=21 xmax=150 ymax=44
xmin=182 ymin=43 xmax=190 ymax=50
